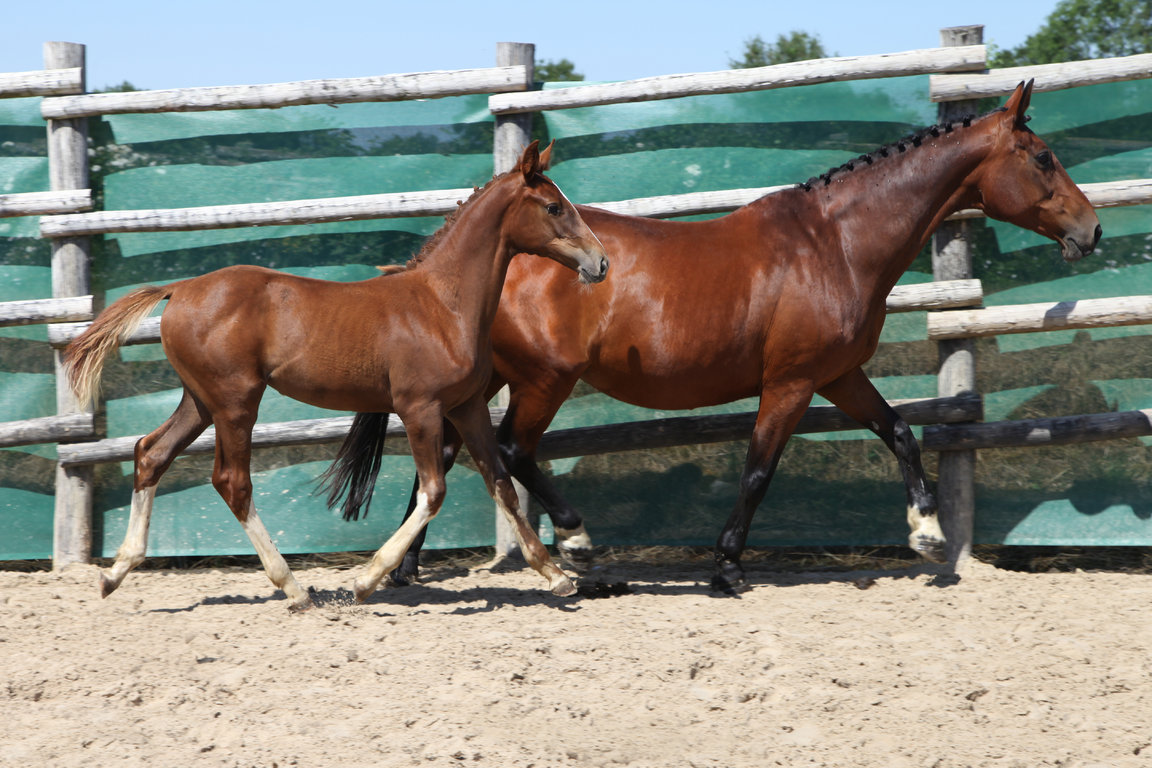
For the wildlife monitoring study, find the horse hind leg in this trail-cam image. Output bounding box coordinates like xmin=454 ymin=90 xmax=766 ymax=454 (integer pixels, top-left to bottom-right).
xmin=453 ymin=397 xmax=575 ymax=596
xmin=100 ymin=390 xmax=210 ymax=599
xmin=498 ymin=380 xmax=594 ymax=570
xmin=211 ymin=408 xmax=313 ymax=611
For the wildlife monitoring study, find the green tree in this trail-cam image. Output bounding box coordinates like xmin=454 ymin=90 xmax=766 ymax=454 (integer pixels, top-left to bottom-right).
xmin=991 ymin=0 xmax=1152 ymax=65
xmin=536 ymin=58 xmax=584 ymax=82
xmin=729 ymin=31 xmax=831 ymax=68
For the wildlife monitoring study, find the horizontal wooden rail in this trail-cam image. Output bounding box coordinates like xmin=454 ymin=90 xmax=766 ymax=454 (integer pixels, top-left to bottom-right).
xmin=37 ymin=176 xmax=1152 ymax=240
xmin=927 ymin=295 xmax=1152 ymax=340
xmin=0 ymin=413 xmax=95 ymax=449
xmin=490 ymin=46 xmax=986 ymax=114
xmin=0 ymin=67 xmax=83 ymax=97
xmin=931 ymin=53 xmax=1152 ymax=101
xmin=0 ymin=295 xmax=93 ymax=328
xmin=46 ymin=280 xmax=982 ymax=349
xmin=56 ymin=394 xmax=981 ymax=467
xmin=0 ymin=190 xmax=92 ymax=218
xmin=40 ymin=66 xmax=529 ymax=118
xmin=923 ymin=409 xmax=1152 ymax=451
xmin=39 ymin=188 xmax=472 ymax=238
xmin=537 ymin=394 xmax=983 ymax=461
xmin=591 ymin=179 xmax=1151 ymax=222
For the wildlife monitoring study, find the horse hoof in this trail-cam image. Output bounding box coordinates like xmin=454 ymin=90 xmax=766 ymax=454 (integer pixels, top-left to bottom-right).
xmin=387 ymin=568 xmax=415 ymax=588
xmin=352 ymin=579 xmax=375 ymax=603
xmin=911 ymin=534 xmax=948 ymax=564
xmin=287 ymin=598 xmax=315 ymax=614
xmin=550 ymin=577 xmax=577 ymax=597
xmin=98 ymin=573 xmax=117 ymax=599
xmin=710 ymin=561 xmax=746 ymax=594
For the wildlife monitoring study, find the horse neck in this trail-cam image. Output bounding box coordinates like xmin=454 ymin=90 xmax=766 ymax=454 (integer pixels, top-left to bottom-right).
xmin=815 ymin=122 xmax=995 ymax=293
xmin=418 ymin=177 xmax=518 ymax=329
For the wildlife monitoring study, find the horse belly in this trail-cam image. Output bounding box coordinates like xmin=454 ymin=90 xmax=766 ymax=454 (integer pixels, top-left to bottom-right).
xmin=582 ymin=343 xmax=763 ymax=410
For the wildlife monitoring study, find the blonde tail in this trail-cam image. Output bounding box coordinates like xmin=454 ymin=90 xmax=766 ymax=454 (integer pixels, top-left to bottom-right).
xmin=63 ymin=285 xmax=173 ymax=408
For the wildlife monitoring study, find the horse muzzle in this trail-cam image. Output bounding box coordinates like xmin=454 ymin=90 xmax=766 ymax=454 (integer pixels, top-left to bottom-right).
xmin=1060 ymin=223 xmax=1102 ymax=262
xmin=579 ymin=256 xmax=610 ymax=284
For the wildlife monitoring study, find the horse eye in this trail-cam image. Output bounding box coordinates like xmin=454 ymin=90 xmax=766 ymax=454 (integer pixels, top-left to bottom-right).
xmin=1036 ymin=150 xmax=1053 ymax=169
xmin=546 ymin=202 xmax=562 ymax=216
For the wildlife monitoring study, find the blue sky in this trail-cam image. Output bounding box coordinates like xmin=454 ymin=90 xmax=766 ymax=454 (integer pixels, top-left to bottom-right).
xmin=4 ymin=0 xmax=1062 ymax=90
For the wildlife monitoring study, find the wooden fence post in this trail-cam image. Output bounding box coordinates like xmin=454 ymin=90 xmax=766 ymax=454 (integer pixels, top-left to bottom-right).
xmin=933 ymin=25 xmax=983 ymax=569
xmin=493 ymin=42 xmax=535 ymax=559
xmin=45 ymin=41 xmax=94 ymax=568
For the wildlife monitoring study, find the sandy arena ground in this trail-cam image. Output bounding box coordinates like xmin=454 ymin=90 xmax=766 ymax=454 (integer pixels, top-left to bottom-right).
xmin=2 ymin=553 xmax=1150 ymax=768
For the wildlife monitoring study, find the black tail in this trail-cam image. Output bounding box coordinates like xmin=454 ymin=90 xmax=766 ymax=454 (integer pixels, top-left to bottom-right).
xmin=318 ymin=412 xmax=390 ymax=521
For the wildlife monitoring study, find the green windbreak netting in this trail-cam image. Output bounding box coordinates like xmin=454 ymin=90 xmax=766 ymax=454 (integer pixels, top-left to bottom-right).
xmin=1 ymin=96 xmax=56 ymax=558
xmin=3 ymin=75 xmax=1152 ymax=560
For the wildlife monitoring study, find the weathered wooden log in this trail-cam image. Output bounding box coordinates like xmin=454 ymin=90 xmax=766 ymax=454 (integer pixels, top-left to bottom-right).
xmin=0 ymin=66 xmax=82 ymax=97
xmin=923 ymin=410 xmax=1152 ymax=451
xmin=56 ymin=395 xmax=980 ymax=467
xmin=591 ymin=179 xmax=1150 ymax=221
xmin=490 ymin=46 xmax=986 ymax=114
xmin=39 ymin=188 xmax=473 ymax=238
xmin=927 ymin=295 xmax=1152 ymax=340
xmin=47 ymin=281 xmax=980 ymax=349
xmin=886 ymin=280 xmax=982 ymax=313
xmin=0 ymin=413 xmax=95 ymax=449
xmin=0 ymin=295 xmax=93 ymax=327
xmin=536 ymin=394 xmax=983 ymax=461
xmin=36 ymin=178 xmax=1152 ymax=239
xmin=0 ymin=190 xmax=92 ymax=218
xmin=931 ymin=53 xmax=1152 ymax=102
xmin=40 ymin=66 xmax=530 ymax=118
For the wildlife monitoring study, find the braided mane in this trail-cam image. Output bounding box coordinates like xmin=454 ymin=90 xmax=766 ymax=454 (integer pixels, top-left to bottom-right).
xmin=797 ymin=110 xmax=992 ymax=192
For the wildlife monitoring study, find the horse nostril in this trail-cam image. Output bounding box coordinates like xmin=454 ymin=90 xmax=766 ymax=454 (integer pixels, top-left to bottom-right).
xmin=599 ymin=257 xmax=609 ymax=276
xmin=1093 ymin=224 xmax=1102 ymax=245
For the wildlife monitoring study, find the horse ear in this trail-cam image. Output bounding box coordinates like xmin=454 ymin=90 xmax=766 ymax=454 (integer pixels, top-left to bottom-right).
xmin=1005 ymin=79 xmax=1034 ymax=128
xmin=539 ymin=140 xmax=555 ymax=171
xmin=519 ymin=140 xmax=542 ymax=180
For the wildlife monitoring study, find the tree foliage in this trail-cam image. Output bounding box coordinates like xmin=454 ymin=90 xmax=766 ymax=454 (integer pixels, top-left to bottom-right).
xmin=991 ymin=0 xmax=1152 ymax=65
xmin=535 ymin=58 xmax=584 ymax=82
xmin=729 ymin=31 xmax=831 ymax=68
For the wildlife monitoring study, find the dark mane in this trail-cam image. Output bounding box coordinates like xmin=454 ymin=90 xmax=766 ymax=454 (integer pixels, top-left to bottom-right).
xmin=797 ymin=109 xmax=992 ymax=192
xmin=399 ymin=169 xmax=514 ymax=270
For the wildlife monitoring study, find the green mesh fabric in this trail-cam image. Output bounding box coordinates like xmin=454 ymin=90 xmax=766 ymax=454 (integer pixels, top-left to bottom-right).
xmin=3 ymin=76 xmax=1152 ymax=559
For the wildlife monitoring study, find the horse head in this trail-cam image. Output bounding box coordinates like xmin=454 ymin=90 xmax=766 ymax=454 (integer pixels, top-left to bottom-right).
xmin=506 ymin=140 xmax=609 ymax=284
xmin=971 ymin=80 xmax=1101 ymax=262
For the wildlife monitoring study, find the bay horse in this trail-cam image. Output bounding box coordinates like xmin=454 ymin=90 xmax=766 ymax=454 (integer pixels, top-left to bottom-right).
xmin=332 ymin=80 xmax=1101 ymax=592
xmin=63 ymin=141 xmax=609 ymax=611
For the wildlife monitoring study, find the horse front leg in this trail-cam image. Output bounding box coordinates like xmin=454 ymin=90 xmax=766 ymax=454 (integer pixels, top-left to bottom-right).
xmin=450 ymin=396 xmax=576 ymax=597
xmin=714 ymin=382 xmax=814 ymax=593
xmin=817 ymin=367 xmax=946 ymax=564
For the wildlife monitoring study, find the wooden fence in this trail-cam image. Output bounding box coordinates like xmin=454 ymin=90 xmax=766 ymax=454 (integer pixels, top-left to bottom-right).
xmin=3 ymin=30 xmax=1152 ymax=568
